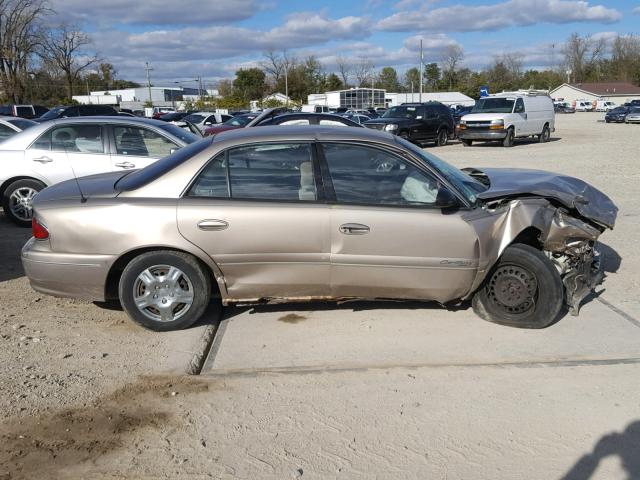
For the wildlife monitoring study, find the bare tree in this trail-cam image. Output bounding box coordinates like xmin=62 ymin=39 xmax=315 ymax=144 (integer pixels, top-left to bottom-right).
xmin=353 ymin=57 xmax=374 ymax=87
xmin=562 ymin=33 xmax=607 ymax=83
xmin=336 ymin=55 xmax=352 ymax=87
xmin=611 ymin=35 xmax=640 ymax=82
xmin=41 ymin=23 xmax=99 ymax=99
xmin=262 ymin=50 xmax=285 ymax=87
xmin=0 ymin=0 xmax=49 ymax=103
xmin=441 ymin=44 xmax=464 ymax=90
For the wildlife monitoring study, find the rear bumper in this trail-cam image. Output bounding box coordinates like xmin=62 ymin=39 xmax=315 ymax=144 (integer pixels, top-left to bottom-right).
xmin=21 ymin=237 xmax=115 ymax=302
xmin=458 ymin=128 xmax=507 ymax=140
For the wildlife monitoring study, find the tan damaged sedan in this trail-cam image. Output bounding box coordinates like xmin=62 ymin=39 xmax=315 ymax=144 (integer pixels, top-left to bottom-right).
xmin=22 ymin=126 xmax=617 ymax=331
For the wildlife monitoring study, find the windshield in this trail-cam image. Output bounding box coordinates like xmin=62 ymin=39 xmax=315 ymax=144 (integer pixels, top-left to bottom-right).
xmin=382 ymin=106 xmax=418 ymax=119
xmin=630 ymin=107 xmax=640 ymax=113
xmin=225 ymin=116 xmax=254 ymax=126
xmin=472 ymin=98 xmax=515 ymax=114
xmin=397 ymin=137 xmax=487 ymax=204
xmin=38 ymin=107 xmax=66 ymax=120
xmin=157 ymin=123 xmax=200 ymax=144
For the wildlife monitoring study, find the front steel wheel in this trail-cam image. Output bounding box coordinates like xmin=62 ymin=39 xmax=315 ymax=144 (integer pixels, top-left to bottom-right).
xmin=119 ymin=251 xmax=213 ymax=331
xmin=472 ymin=244 xmax=564 ymax=328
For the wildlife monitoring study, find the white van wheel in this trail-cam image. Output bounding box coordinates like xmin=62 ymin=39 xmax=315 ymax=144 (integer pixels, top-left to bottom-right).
xmin=538 ymin=124 xmax=551 ymax=143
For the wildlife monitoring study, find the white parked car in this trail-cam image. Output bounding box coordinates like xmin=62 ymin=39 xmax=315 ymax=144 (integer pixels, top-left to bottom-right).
xmin=574 ymin=100 xmax=594 ymax=112
xmin=174 ymin=111 xmax=233 ymax=133
xmin=0 ymin=117 xmax=200 ymax=226
xmin=458 ymin=90 xmax=555 ymax=147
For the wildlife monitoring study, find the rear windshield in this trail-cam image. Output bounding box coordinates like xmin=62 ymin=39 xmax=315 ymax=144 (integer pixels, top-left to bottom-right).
xmin=15 ymin=106 xmax=34 ymax=117
xmin=116 ymin=137 xmax=213 ymax=191
xmin=157 ymin=123 xmax=200 ymax=144
xmin=472 ymin=98 xmax=515 ymax=113
xmin=38 ymin=107 xmax=66 ymax=120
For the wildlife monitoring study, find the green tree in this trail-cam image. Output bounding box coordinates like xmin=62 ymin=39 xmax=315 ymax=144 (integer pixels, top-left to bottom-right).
xmin=325 ymin=73 xmax=343 ymax=91
xmin=377 ymin=67 xmax=400 ymax=91
xmin=424 ymin=63 xmax=441 ymax=91
xmin=232 ymin=68 xmax=266 ymax=103
xmin=404 ymin=67 xmax=420 ymax=93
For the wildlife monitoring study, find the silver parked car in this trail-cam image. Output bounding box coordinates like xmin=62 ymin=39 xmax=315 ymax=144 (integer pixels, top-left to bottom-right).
xmin=0 ymin=115 xmax=37 ymax=141
xmin=624 ymin=107 xmax=640 ymax=123
xmin=0 ymin=117 xmax=200 ymax=226
xmin=22 ymin=126 xmax=616 ymax=331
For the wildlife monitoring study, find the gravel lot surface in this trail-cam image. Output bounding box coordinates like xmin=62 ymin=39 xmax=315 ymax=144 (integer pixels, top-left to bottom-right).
xmin=1 ymin=113 xmax=639 ymax=479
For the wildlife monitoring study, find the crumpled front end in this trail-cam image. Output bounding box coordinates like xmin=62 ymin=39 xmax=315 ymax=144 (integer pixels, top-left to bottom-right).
xmin=465 ymin=199 xmax=613 ymax=315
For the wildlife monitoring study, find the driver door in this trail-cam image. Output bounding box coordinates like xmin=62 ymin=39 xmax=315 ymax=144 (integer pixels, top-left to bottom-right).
xmin=319 ymin=142 xmax=479 ymax=303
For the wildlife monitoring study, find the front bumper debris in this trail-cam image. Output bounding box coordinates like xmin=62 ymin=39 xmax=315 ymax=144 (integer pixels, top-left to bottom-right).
xmin=562 ymin=248 xmax=604 ymax=316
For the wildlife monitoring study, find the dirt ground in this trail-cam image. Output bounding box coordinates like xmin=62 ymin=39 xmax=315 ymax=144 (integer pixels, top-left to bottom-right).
xmin=1 ymin=113 xmax=639 ymax=479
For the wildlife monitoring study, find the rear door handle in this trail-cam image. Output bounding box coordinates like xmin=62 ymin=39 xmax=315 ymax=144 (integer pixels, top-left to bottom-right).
xmin=339 ymin=223 xmax=370 ymax=235
xmin=198 ymin=219 xmax=229 ymax=231
xmin=33 ymin=156 xmax=53 ymax=163
xmin=115 ymin=161 xmax=136 ymax=169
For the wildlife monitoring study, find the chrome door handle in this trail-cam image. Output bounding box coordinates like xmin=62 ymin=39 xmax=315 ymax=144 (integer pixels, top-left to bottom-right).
xmin=33 ymin=156 xmax=53 ymax=163
xmin=115 ymin=161 xmax=136 ymax=169
xmin=198 ymin=219 xmax=229 ymax=231
xmin=339 ymin=223 xmax=370 ymax=235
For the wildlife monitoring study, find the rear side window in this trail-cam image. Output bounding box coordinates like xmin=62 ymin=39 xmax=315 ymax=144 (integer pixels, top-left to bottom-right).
xmin=0 ymin=123 xmax=16 ymax=141
xmin=49 ymin=125 xmax=105 ymax=153
xmin=188 ymin=143 xmax=316 ymax=202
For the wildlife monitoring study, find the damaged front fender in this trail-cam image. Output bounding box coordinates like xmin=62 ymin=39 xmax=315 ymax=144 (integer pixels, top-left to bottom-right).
xmin=464 ymin=198 xmax=607 ymax=314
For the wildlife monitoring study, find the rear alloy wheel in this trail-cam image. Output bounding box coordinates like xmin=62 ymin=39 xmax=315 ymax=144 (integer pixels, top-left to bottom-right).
xmin=472 ymin=243 xmax=564 ymax=328
xmin=538 ymin=124 xmax=551 ymax=143
xmin=502 ymin=128 xmax=515 ymax=147
xmin=436 ymin=128 xmax=448 ymax=147
xmin=461 ymin=139 xmax=473 ymax=147
xmin=2 ymin=179 xmax=45 ymax=227
xmin=119 ymin=250 xmax=214 ymax=331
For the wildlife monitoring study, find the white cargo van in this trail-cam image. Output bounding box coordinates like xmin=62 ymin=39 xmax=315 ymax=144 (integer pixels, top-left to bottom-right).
xmin=574 ymin=100 xmax=594 ymax=112
xmin=300 ymin=104 xmax=330 ymax=113
xmin=458 ymin=90 xmax=555 ymax=147
xmin=595 ymin=100 xmax=616 ymax=112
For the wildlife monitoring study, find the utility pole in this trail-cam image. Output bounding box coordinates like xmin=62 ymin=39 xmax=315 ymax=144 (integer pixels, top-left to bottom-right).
xmin=198 ymin=76 xmax=203 ymax=102
xmin=284 ymin=49 xmax=289 ymax=107
xmin=419 ymin=39 xmax=423 ymax=103
xmin=145 ymin=62 xmax=153 ymax=106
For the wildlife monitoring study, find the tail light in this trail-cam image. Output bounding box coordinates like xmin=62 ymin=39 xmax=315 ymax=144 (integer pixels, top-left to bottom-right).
xmin=32 ymin=217 xmax=49 ymax=240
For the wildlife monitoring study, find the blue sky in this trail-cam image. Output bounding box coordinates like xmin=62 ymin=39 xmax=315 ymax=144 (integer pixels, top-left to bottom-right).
xmin=49 ymin=0 xmax=640 ymax=85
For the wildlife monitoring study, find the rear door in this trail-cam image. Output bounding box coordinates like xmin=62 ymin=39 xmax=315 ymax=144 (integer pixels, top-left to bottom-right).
xmin=417 ymin=106 xmax=438 ymax=140
xmin=319 ymin=142 xmax=479 ymax=302
xmin=109 ymin=124 xmax=180 ymax=171
xmin=177 ymin=142 xmax=331 ymax=299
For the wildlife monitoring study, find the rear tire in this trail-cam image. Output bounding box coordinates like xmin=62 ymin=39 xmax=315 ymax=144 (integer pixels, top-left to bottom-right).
xmin=2 ymin=178 xmax=46 ymax=227
xmin=436 ymin=128 xmax=448 ymax=147
xmin=472 ymin=244 xmax=564 ymax=329
xmin=502 ymin=128 xmax=514 ymax=147
xmin=461 ymin=139 xmax=472 ymax=146
xmin=538 ymin=124 xmax=551 ymax=143
xmin=118 ymin=250 xmax=214 ymax=331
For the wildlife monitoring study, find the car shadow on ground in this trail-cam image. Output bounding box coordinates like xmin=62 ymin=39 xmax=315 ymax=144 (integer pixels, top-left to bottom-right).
xmin=458 ymin=136 xmax=563 ymax=147
xmin=560 ymin=420 xmax=640 ymax=480
xmin=0 ymin=214 xmax=32 ymax=283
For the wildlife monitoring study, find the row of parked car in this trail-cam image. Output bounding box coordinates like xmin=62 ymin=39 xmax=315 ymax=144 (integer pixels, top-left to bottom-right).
xmin=604 ymin=105 xmax=640 ymax=123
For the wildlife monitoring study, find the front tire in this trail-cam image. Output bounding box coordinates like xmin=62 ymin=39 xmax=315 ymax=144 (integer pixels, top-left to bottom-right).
xmin=435 ymin=128 xmax=448 ymax=147
xmin=502 ymin=128 xmax=515 ymax=147
xmin=472 ymin=244 xmax=564 ymax=329
xmin=2 ymin=179 xmax=46 ymax=227
xmin=118 ymin=250 xmax=213 ymax=331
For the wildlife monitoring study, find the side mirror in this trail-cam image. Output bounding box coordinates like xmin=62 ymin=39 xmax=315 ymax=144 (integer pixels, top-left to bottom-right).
xmin=436 ymin=187 xmax=459 ymax=209
xmin=204 ymin=121 xmax=212 ymax=125
xmin=169 ymin=148 xmax=179 ymax=154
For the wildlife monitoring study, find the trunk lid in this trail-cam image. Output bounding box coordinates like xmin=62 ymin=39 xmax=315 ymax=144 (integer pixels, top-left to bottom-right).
xmin=34 ymin=171 xmax=130 ymax=204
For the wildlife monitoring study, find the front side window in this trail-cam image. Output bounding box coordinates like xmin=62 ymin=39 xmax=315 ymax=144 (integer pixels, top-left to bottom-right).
xmin=322 ymin=143 xmax=441 ymax=206
xmin=32 ymin=125 xmax=105 ymax=153
xmin=514 ymin=98 xmax=525 ymax=113
xmin=114 ymin=126 xmax=178 ymax=158
xmin=188 ymin=143 xmax=316 ymax=202
xmin=319 ymin=119 xmax=348 ymax=126
xmin=278 ymin=119 xmax=310 ymax=125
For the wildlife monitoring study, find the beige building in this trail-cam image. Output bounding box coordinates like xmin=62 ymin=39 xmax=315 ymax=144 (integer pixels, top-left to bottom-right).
xmin=550 ymin=82 xmax=640 ymax=105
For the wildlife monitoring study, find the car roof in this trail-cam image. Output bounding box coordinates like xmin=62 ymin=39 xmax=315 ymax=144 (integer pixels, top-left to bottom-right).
xmin=214 ymin=124 xmax=396 ymax=144
xmin=47 ymin=116 xmax=169 ymax=126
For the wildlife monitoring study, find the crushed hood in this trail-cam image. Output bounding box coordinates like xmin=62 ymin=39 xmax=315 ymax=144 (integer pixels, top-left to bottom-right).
xmin=465 ymin=167 xmax=618 ymax=229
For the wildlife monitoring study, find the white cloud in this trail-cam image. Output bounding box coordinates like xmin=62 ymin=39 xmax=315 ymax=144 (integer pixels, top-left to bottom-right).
xmin=632 ymin=6 xmax=640 ymax=14
xmin=377 ymin=0 xmax=621 ymax=32
xmin=49 ymin=0 xmax=258 ymax=25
